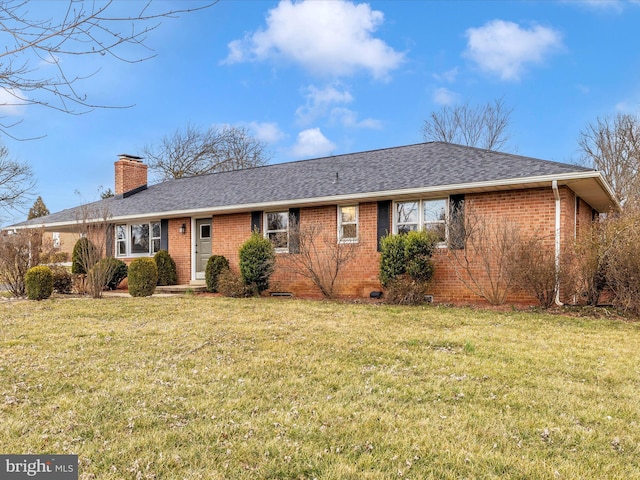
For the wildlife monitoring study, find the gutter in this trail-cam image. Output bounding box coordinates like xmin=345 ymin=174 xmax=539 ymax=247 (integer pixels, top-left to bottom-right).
xmin=552 ymin=180 xmax=563 ymax=307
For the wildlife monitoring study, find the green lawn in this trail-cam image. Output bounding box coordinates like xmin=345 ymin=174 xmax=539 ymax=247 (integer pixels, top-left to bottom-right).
xmin=1 ymin=297 xmax=639 ymax=479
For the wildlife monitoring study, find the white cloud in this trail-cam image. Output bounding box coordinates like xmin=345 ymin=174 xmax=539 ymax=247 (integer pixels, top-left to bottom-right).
xmin=330 ymin=107 xmax=382 ymax=129
xmin=464 ymin=20 xmax=563 ymax=81
xmin=296 ymin=84 xmax=354 ymax=125
xmin=223 ymin=0 xmax=404 ymax=79
xmin=295 ymin=83 xmax=380 ymax=129
xmin=615 ymin=99 xmax=640 ymax=113
xmin=433 ymin=67 xmax=459 ymax=83
xmin=432 ymin=87 xmax=460 ymax=106
xmin=0 ymin=88 xmax=28 ymax=116
xmin=248 ymin=121 xmax=286 ymax=143
xmin=290 ymin=128 xmax=336 ymax=158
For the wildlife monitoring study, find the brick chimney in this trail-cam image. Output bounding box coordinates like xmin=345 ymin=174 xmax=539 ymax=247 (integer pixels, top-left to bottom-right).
xmin=114 ymin=154 xmax=148 ymax=196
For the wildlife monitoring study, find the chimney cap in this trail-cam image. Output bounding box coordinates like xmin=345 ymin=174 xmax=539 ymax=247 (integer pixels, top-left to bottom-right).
xmin=118 ymin=153 xmax=144 ymax=162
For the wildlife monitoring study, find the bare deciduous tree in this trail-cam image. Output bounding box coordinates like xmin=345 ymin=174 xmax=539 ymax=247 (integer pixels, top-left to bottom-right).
xmin=423 ymin=98 xmax=514 ymax=151
xmin=0 ymin=144 xmax=34 ymax=218
xmin=0 ymin=0 xmax=214 ymax=132
xmin=578 ymin=113 xmax=640 ymax=205
xmin=142 ymin=124 xmax=271 ymax=182
xmin=0 ymin=228 xmax=40 ymax=296
xmin=447 ymin=202 xmax=519 ymax=305
xmin=74 ymin=203 xmax=119 ymax=298
xmin=284 ymin=220 xmax=357 ymax=299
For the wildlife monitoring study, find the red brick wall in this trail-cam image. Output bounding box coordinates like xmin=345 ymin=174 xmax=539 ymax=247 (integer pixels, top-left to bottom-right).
xmin=106 ymin=185 xmax=600 ymax=304
xmin=167 ymin=218 xmax=192 ymax=284
xmin=201 ymin=187 xmax=595 ymax=303
xmin=114 ymin=157 xmax=148 ymax=195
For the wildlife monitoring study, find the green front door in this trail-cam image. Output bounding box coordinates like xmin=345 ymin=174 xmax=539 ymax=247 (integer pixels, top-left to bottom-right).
xmin=195 ymin=218 xmax=211 ymax=280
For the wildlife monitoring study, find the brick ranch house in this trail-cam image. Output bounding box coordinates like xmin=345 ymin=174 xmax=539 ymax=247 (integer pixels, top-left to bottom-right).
xmin=10 ymin=142 xmax=617 ymax=303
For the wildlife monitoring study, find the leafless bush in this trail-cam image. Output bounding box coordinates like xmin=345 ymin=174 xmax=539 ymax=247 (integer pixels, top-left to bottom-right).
xmin=508 ymin=233 xmax=559 ymax=308
xmin=571 ymin=223 xmax=610 ymax=306
xmin=447 ymin=203 xmax=519 ymax=305
xmin=601 ymin=207 xmax=640 ymax=316
xmin=0 ymin=229 xmax=40 ymax=297
xmin=74 ymin=204 xmax=119 ymax=298
xmin=217 ymin=269 xmax=248 ymax=298
xmin=384 ymin=274 xmax=428 ymax=305
xmin=284 ymin=220 xmax=357 ymax=298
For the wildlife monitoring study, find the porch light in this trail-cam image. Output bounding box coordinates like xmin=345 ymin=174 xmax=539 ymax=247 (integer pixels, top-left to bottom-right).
xmin=179 ymin=223 xmax=186 ymax=234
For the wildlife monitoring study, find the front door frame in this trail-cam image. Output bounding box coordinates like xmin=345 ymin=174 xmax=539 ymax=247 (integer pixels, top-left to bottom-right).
xmin=192 ymin=217 xmax=212 ymax=281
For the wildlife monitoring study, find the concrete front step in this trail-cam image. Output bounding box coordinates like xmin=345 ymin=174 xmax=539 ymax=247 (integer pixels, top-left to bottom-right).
xmin=155 ymin=284 xmax=207 ymax=294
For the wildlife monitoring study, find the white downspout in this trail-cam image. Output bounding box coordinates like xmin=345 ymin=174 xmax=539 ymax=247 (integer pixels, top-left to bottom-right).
xmin=552 ymin=180 xmax=563 ymax=306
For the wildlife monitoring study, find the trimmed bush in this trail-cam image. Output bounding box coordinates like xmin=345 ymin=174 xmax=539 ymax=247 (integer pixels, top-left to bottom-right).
xmin=25 ymin=265 xmax=54 ymax=300
xmin=379 ymin=230 xmax=438 ymax=287
xmin=379 ymin=234 xmax=407 ymax=287
xmin=205 ymin=255 xmax=230 ymax=293
xmin=239 ymin=232 xmax=275 ymax=295
xmin=71 ymin=237 xmax=97 ymax=274
xmin=50 ymin=265 xmax=73 ymax=294
xmin=154 ymin=250 xmax=177 ymax=286
xmin=404 ymin=230 xmax=438 ymax=282
xmin=128 ymin=258 xmax=158 ymax=297
xmin=217 ymin=269 xmax=248 ymax=298
xmin=93 ymin=257 xmax=128 ymax=290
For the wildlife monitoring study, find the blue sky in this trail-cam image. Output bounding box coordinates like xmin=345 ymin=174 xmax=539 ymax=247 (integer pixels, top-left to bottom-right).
xmin=2 ymin=0 xmax=640 ymax=225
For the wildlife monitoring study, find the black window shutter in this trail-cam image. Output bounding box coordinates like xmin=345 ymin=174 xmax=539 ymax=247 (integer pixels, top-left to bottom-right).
xmin=449 ymin=194 xmax=465 ymax=250
xmin=377 ymin=200 xmax=391 ymax=252
xmin=160 ymin=219 xmax=169 ymax=251
xmin=105 ymin=224 xmax=114 ymax=257
xmin=289 ymin=208 xmax=300 ymax=254
xmin=251 ymin=211 xmax=263 ymax=233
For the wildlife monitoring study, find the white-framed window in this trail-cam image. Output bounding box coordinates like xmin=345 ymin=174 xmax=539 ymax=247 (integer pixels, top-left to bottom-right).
xmin=52 ymin=232 xmax=60 ymax=249
xmin=338 ymin=205 xmax=358 ymax=243
xmin=423 ymin=198 xmax=447 ymax=242
xmin=265 ymin=211 xmax=289 ymax=251
xmin=115 ymin=221 xmax=161 ymax=257
xmin=394 ymin=198 xmax=448 ymax=242
xmin=395 ymin=201 xmax=419 ymax=233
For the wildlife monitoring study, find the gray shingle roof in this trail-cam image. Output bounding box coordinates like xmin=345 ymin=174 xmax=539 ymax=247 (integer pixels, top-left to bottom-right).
xmin=12 ymin=142 xmax=603 ymax=228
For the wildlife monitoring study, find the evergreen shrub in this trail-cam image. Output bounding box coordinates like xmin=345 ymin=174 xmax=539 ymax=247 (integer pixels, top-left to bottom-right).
xmin=50 ymin=265 xmax=73 ymax=294
xmin=128 ymin=258 xmax=158 ymax=297
xmin=71 ymin=237 xmax=97 ymax=274
xmin=25 ymin=265 xmax=54 ymax=300
xmin=154 ymin=250 xmax=177 ymax=286
xmin=205 ymin=255 xmax=229 ymax=292
xmin=93 ymin=257 xmax=128 ymax=290
xmin=239 ymin=232 xmax=275 ymax=295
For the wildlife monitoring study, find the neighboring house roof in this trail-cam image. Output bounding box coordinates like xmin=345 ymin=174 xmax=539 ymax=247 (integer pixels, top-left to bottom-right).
xmin=10 ymin=142 xmax=617 ymax=230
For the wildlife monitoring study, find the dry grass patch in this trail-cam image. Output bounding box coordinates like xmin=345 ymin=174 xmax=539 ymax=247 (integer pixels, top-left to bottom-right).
xmin=1 ymin=297 xmax=639 ymax=479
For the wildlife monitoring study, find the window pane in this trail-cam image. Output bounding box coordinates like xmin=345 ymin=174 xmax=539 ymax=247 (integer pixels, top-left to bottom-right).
xmin=340 ymin=206 xmax=357 ymax=223
xmin=200 ymin=224 xmax=211 ymax=239
xmin=398 ymin=224 xmax=417 ymax=234
xmin=268 ymin=231 xmax=288 ymax=249
xmin=396 ymin=202 xmax=418 ymax=224
xmin=130 ymin=224 xmax=149 ymax=254
xmin=267 ymin=212 xmax=288 ymax=231
xmin=117 ymin=225 xmax=126 ymax=240
xmin=425 ymin=223 xmax=446 ymax=242
xmin=152 ymin=222 xmax=161 ymax=238
xmin=423 ymin=199 xmax=447 ymax=223
xmin=342 ymin=224 xmax=357 ymax=239
xmin=117 ymin=241 xmax=126 ymax=256
xmin=152 ymin=239 xmax=161 ymax=254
